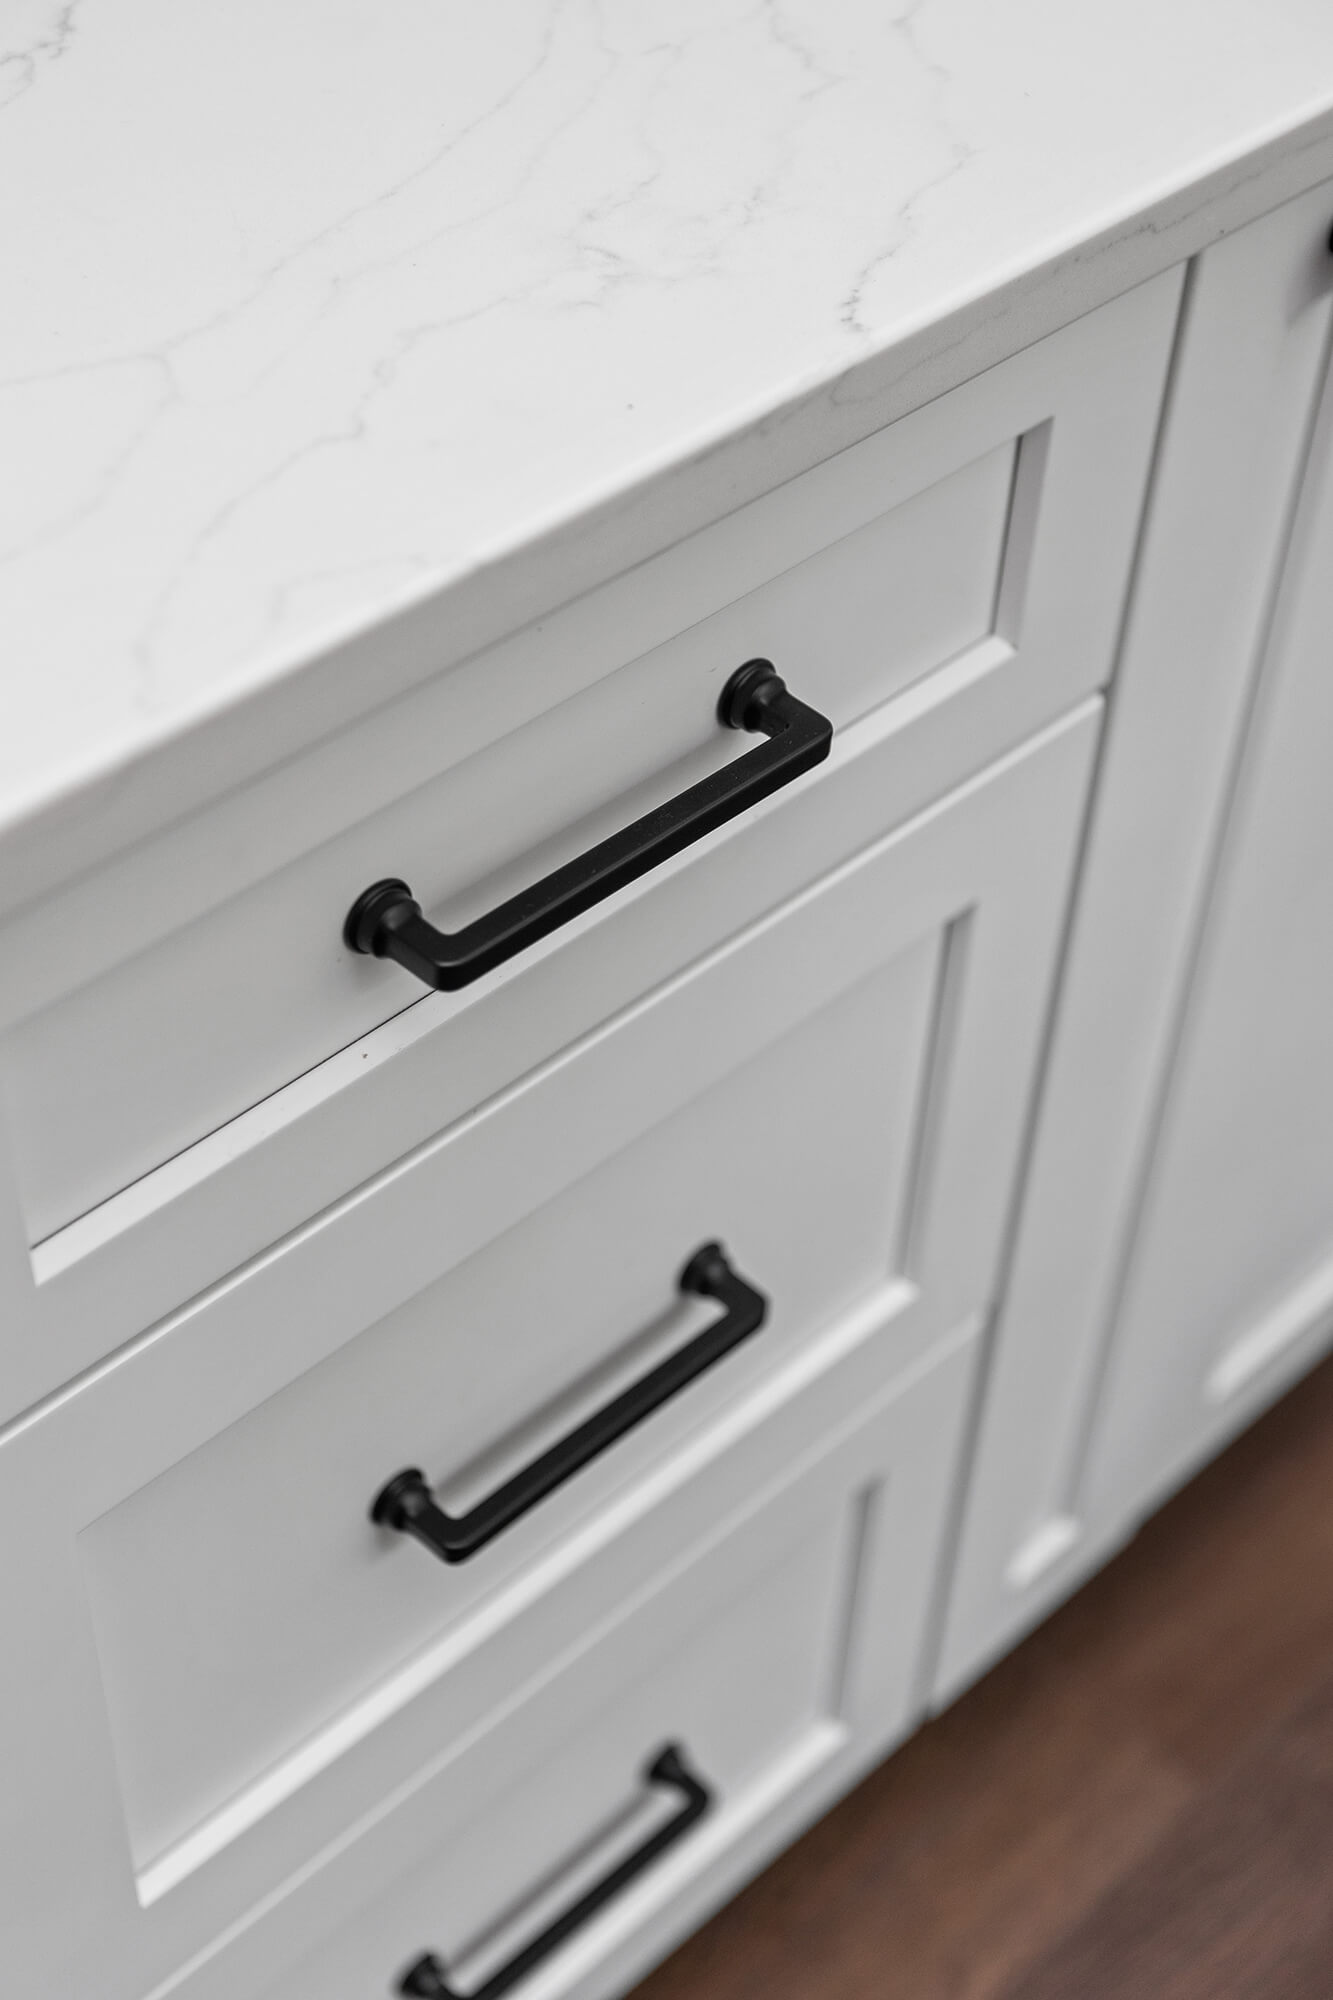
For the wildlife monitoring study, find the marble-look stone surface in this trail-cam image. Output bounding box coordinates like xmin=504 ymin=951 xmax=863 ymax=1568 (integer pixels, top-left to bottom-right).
xmin=4 ymin=0 xmax=1333 ymax=879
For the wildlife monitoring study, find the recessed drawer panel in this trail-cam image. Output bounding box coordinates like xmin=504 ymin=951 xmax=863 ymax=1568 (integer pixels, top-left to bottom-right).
xmin=63 ymin=1324 xmax=979 ymax=2000
xmin=80 ymin=939 xmax=936 ymax=1880
xmin=0 ymin=276 xmax=1177 ymax=1414
xmin=237 ymin=1337 xmax=978 ymax=2000
xmin=0 ymin=710 xmax=1095 ymax=1998
xmin=5 ymin=446 xmax=1012 ymax=1253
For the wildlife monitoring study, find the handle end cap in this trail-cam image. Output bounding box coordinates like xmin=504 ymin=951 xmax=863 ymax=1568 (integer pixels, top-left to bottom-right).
xmin=718 ymin=659 xmax=783 ymax=732
xmin=371 ymin=1466 xmax=431 ymax=1529
xmin=344 ymin=878 xmax=416 ymax=955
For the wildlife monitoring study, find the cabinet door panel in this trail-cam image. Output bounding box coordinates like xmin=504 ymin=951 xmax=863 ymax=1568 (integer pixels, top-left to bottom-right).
xmin=936 ymin=179 xmax=1333 ymax=1698
xmin=1083 ymin=311 xmax=1333 ymax=1526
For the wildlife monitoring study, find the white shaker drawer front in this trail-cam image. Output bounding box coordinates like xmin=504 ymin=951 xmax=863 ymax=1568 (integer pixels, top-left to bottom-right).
xmin=0 ymin=710 xmax=1096 ymax=1999
xmin=79 ymin=957 xmax=931 ymax=1889
xmin=0 ymin=274 xmax=1176 ymax=1417
xmin=180 ymin=1333 xmax=980 ymax=2000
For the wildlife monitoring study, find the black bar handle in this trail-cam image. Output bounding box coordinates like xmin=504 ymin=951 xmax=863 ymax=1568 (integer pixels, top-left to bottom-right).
xmin=396 ymin=1744 xmax=712 ymax=2000
xmin=345 ymin=660 xmax=832 ymax=992
xmin=371 ymin=1243 xmax=766 ymax=1565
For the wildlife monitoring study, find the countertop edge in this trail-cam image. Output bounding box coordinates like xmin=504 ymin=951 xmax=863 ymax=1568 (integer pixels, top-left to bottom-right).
xmin=4 ymin=105 xmax=1333 ymax=920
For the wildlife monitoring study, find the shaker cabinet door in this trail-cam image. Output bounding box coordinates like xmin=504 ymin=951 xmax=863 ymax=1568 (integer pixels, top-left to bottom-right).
xmin=937 ymin=179 xmax=1333 ymax=1697
xmin=1082 ymin=300 xmax=1333 ymax=1529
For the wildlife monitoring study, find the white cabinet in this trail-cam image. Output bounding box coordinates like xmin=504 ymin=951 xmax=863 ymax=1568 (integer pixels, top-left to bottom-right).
xmin=1082 ymin=281 xmax=1333 ymax=1527
xmin=0 ymin=709 xmax=1098 ymax=2000
xmin=0 ymin=279 xmax=1176 ymax=1427
xmin=938 ymin=179 xmax=1333 ymax=1697
xmin=212 ymin=1334 xmax=981 ymax=2000
xmin=10 ymin=96 xmax=1333 ymax=2000
xmin=1 ymin=230 xmax=1177 ymax=1997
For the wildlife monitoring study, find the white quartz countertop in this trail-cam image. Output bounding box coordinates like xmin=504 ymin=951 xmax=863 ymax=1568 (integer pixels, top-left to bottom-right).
xmin=6 ymin=0 xmax=1333 ymax=891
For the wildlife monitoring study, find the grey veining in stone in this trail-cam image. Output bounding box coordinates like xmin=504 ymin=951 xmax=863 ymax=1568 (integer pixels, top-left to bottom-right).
xmin=2 ymin=0 xmax=1333 ymax=870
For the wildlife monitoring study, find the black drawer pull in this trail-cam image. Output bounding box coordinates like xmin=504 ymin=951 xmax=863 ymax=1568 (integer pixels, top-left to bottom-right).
xmin=344 ymin=660 xmax=832 ymax=992
xmin=371 ymin=1243 xmax=766 ymax=1565
xmin=396 ymin=1743 xmax=712 ymax=2000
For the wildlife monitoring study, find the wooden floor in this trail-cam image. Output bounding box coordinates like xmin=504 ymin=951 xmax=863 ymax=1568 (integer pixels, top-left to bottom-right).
xmin=631 ymin=1351 xmax=1333 ymax=2000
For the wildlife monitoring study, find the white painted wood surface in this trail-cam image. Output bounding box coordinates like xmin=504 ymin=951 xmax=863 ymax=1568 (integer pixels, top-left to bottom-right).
xmin=0 ymin=1272 xmax=979 ymax=2000
xmin=936 ymin=178 xmax=1333 ymax=1699
xmin=0 ymin=709 xmax=1095 ymax=1999
xmin=185 ymin=1331 xmax=982 ymax=2000
xmin=1081 ymin=260 xmax=1333 ymax=1528
xmin=0 ymin=280 xmax=1173 ymax=1423
xmin=6 ymin=441 xmax=1017 ymax=1246
xmin=83 ymin=941 xmax=937 ymax=1874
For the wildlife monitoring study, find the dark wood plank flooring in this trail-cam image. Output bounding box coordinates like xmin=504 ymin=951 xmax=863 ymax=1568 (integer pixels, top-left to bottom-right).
xmin=631 ymin=1351 xmax=1333 ymax=2000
